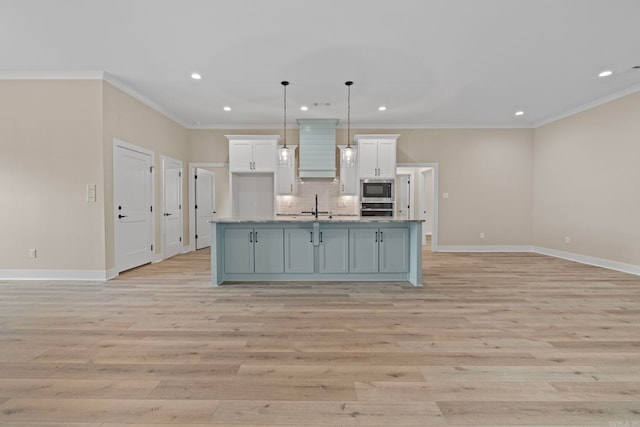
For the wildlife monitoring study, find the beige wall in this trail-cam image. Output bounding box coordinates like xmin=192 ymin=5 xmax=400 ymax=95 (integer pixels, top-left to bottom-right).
xmin=533 ymin=92 xmax=640 ymax=265
xmin=189 ymin=127 xmax=535 ymax=247
xmin=4 ymin=78 xmax=635 ymax=274
xmin=0 ymin=80 xmax=105 ymax=270
xmin=103 ymin=82 xmax=189 ymax=270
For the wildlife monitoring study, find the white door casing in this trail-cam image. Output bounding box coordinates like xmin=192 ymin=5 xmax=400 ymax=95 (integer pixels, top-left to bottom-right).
xmin=113 ymin=141 xmax=154 ymax=273
xmin=195 ymin=168 xmax=215 ymax=249
xmin=162 ymin=156 xmax=183 ymax=259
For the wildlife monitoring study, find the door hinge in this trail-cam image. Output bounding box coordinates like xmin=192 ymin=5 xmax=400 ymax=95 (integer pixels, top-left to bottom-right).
xmin=194 ymin=175 xmax=198 ymax=180
xmin=179 ymin=204 xmax=182 ymax=210
xmin=150 ymin=244 xmax=154 ymax=251
xmin=179 ymin=237 xmax=182 ymax=242
xmin=195 ymin=234 xmax=198 ymax=239
xmin=150 ymin=166 xmax=154 ymax=173
xmin=195 ymin=204 xmax=198 ymax=209
xmin=178 ymin=171 xmax=182 ymax=177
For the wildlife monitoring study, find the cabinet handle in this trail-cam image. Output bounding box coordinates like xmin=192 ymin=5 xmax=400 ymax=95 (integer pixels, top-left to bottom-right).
xmin=290 ymin=184 xmax=293 ymax=192
xmin=375 ymin=231 xmax=378 ymax=242
xmin=310 ymin=231 xmax=313 ymax=242
xmin=320 ymin=232 xmax=323 ymax=243
xmin=254 ymin=231 xmax=258 ymax=242
xmin=249 ymin=231 xmax=253 ymax=242
xmin=380 ymin=231 xmax=383 ymax=242
xmin=342 ymin=184 xmax=345 ymax=192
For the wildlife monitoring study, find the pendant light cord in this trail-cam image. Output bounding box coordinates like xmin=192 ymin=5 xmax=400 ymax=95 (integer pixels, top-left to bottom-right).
xmin=282 ymin=81 xmax=289 ymax=148
xmin=346 ymin=81 xmax=353 ymax=148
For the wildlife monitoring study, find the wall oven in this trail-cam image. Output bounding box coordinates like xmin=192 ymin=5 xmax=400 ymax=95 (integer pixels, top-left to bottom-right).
xmin=361 ymin=201 xmax=394 ymax=217
xmin=360 ymin=180 xmax=394 ymax=217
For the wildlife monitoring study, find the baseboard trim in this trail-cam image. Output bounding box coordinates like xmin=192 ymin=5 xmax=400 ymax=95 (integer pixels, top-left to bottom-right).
xmin=437 ymin=245 xmax=534 ymax=252
xmin=435 ymin=245 xmax=640 ymax=277
xmin=0 ymin=269 xmax=110 ymax=281
xmin=533 ymin=247 xmax=640 ymax=277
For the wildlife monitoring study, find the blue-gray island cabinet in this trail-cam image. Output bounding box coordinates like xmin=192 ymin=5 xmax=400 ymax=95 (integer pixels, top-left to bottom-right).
xmin=209 ymin=218 xmax=423 ymax=286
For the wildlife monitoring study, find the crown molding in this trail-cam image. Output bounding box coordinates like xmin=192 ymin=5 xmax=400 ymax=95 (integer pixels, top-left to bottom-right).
xmin=0 ymin=70 xmax=189 ymax=128
xmin=534 ymin=83 xmax=640 ymax=128
xmin=0 ymin=70 xmax=105 ymax=79
xmin=102 ymin=72 xmax=189 ymax=128
xmin=2 ymin=71 xmax=638 ymax=131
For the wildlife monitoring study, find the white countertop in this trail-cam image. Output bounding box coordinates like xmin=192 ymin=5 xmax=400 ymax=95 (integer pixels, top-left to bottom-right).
xmin=209 ymin=216 xmax=423 ymax=224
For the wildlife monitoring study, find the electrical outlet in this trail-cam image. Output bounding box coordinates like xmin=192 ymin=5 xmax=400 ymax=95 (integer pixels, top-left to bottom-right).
xmin=442 ymin=192 xmax=449 ymax=199
xmin=479 ymin=232 xmax=485 ymax=239
xmin=564 ymin=236 xmax=571 ymax=244
xmin=29 ymin=248 xmax=37 ymax=258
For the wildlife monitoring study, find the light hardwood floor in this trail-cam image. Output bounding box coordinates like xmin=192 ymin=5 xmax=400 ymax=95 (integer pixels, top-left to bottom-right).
xmin=1 ymin=248 xmax=640 ymax=426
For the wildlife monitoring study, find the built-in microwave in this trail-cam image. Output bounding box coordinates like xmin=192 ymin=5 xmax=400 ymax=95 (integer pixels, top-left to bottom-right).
xmin=361 ymin=179 xmax=394 ymax=201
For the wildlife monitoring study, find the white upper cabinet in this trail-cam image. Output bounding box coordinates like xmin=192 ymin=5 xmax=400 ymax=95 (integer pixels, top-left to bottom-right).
xmin=227 ymin=136 xmax=278 ymax=172
xmin=338 ymin=145 xmax=358 ymax=195
xmin=355 ymin=135 xmax=399 ymax=179
xmin=276 ymin=145 xmax=297 ymax=195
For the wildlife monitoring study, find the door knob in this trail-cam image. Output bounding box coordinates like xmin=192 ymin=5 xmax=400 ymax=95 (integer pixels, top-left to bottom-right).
xmin=163 ymin=213 xmax=172 ymax=216
xmin=118 ymin=214 xmax=128 ymax=219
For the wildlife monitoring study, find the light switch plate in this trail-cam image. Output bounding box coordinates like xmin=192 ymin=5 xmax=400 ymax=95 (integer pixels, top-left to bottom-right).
xmin=86 ymin=184 xmax=97 ymax=202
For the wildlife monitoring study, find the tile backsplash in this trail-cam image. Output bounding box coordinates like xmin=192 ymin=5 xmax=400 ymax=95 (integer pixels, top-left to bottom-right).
xmin=276 ymin=179 xmax=359 ymax=216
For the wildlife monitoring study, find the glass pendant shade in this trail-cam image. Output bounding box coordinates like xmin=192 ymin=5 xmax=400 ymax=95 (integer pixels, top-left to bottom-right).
xmin=343 ymin=81 xmax=356 ymax=168
xmin=342 ymin=145 xmax=356 ymax=167
xmin=279 ymin=80 xmax=293 ymax=167
xmin=278 ymin=145 xmax=293 ymax=167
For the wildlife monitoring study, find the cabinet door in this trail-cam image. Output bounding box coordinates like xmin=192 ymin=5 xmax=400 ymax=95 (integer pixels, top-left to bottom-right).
xmin=224 ymin=228 xmax=254 ymax=273
xmin=284 ymin=228 xmax=314 ymax=273
xmin=253 ymin=141 xmax=276 ymax=172
xmin=276 ymin=147 xmax=296 ymax=195
xmin=253 ymin=228 xmax=284 ymax=273
xmin=318 ymin=228 xmax=349 ymax=273
xmin=348 ymin=228 xmax=379 ymax=273
xmin=379 ymin=227 xmax=409 ymax=273
xmin=357 ymin=140 xmax=379 ymax=178
xmin=229 ymin=141 xmax=254 ymax=172
xmin=277 ymin=165 xmax=295 ymax=194
xmin=340 ymin=159 xmax=358 ymax=195
xmin=376 ymin=140 xmax=397 ymax=178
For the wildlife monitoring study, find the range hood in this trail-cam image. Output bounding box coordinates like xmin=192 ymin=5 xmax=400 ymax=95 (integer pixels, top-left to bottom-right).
xmin=297 ymin=118 xmax=338 ymax=178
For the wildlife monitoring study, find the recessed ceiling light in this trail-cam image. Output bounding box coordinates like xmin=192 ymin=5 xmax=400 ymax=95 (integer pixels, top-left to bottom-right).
xmin=190 ymin=72 xmax=202 ymax=80
xmin=598 ymin=70 xmax=613 ymax=77
xmin=223 ymin=106 xmax=231 ymax=111
xmin=378 ymin=106 xmax=387 ymax=111
xmin=515 ymin=111 xmax=524 ymax=116
xmin=300 ymin=106 xmax=308 ymax=111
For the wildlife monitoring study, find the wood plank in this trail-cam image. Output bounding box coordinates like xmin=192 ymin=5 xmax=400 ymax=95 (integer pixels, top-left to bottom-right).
xmin=0 ymin=247 xmax=639 ymax=425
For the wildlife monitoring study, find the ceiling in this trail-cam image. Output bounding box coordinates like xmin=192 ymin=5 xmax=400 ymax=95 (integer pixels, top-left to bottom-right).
xmin=2 ymin=0 xmax=640 ymax=129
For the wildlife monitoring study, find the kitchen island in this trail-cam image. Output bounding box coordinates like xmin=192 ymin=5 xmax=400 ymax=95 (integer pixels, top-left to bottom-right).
xmin=209 ymin=217 xmax=423 ymax=286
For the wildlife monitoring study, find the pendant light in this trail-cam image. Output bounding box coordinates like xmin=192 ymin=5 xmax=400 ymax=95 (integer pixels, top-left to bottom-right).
xmin=278 ymin=81 xmax=293 ymax=167
xmin=342 ymin=81 xmax=356 ymax=167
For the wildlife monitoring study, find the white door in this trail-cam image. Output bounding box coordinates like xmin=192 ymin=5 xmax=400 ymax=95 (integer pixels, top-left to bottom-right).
xmin=195 ymin=168 xmax=215 ymax=249
xmin=397 ymin=174 xmax=410 ymax=220
xmin=162 ymin=156 xmax=183 ymax=259
xmin=114 ymin=143 xmax=153 ymax=272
